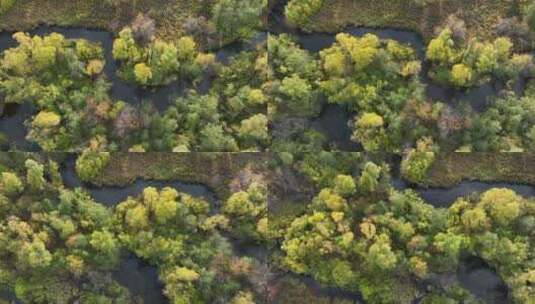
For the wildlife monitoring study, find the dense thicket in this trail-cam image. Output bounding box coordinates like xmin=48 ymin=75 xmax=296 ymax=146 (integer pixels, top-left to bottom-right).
xmin=0 ymin=154 xmax=267 ymax=303
xmin=269 ymin=32 xmax=442 ymax=153
xmin=272 ymin=153 xmax=534 ymax=303
xmin=130 ymin=44 xmax=268 ymax=152
xmin=426 ymin=22 xmax=531 ymax=87
xmin=211 ymin=0 xmax=266 ymax=43
xmin=270 ymin=24 xmax=535 ymax=154
xmin=0 ymin=32 xmax=116 ymax=150
xmin=284 ymin=0 xmax=325 ymax=27
xmin=0 ymin=26 xmax=267 ymax=151
xmin=0 ymin=156 xmax=132 ymax=302
xmin=112 ymin=27 xmax=209 ymax=86
xmin=114 ymin=185 xmax=267 ymax=303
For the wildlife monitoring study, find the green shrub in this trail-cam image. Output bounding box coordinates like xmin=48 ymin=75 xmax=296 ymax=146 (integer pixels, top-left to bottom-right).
xmin=285 ymin=0 xmax=324 ymax=27
xmin=75 ymin=152 xmax=110 ymax=182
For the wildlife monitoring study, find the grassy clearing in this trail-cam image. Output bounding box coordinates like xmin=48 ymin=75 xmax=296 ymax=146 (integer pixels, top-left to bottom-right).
xmin=425 ymin=153 xmax=535 ymax=187
xmin=92 ymin=152 xmax=267 ymax=199
xmin=304 ymin=0 xmax=529 ymax=42
xmin=0 ymin=0 xmax=208 ymax=41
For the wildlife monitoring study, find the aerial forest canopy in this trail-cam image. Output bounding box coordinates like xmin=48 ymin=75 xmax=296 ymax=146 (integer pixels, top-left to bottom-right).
xmin=0 ymin=0 xmax=534 ymax=303
xmin=269 ymin=152 xmax=534 ymax=303
xmin=0 ymin=0 xmax=267 ymax=152
xmin=0 ymin=153 xmax=268 ymax=303
xmin=0 ymin=0 xmax=534 ymax=153
xmin=270 ymin=0 xmax=535 ymax=154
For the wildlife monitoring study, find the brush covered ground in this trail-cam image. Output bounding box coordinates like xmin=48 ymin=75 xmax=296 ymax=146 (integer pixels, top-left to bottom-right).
xmin=0 ymin=0 xmax=266 ymax=47
xmin=425 ymin=152 xmax=535 ymax=187
xmin=90 ymin=152 xmax=269 ymax=199
xmin=281 ymin=0 xmax=535 ymax=48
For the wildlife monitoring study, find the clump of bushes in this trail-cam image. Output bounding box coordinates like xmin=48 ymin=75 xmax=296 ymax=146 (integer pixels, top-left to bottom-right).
xmin=285 ymin=0 xmax=325 ymax=27
xmin=113 ymin=27 xmax=213 ymax=86
xmin=278 ymin=154 xmax=534 ymax=303
xmin=75 ymin=151 xmax=110 ymax=182
xmin=211 ymin=0 xmax=265 ymax=42
xmin=401 ymin=137 xmax=436 ymax=183
xmin=426 ymin=20 xmax=532 ymax=87
xmin=525 ymin=2 xmax=535 ymax=33
xmin=0 ymin=32 xmax=122 ymax=151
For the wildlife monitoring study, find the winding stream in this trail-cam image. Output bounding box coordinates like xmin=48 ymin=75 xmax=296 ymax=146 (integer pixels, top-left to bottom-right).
xmin=0 ymin=26 xmax=265 ymax=151
xmin=60 ymin=155 xmax=218 ymax=207
xmin=270 ymin=0 xmax=530 ymax=150
xmin=56 ymin=155 xmax=223 ymax=304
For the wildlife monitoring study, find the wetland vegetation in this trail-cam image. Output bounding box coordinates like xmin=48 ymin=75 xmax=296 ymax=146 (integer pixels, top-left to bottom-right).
xmin=0 ymin=1 xmax=534 ymax=303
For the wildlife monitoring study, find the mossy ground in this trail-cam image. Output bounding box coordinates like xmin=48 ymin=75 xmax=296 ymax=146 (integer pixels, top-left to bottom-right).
xmin=425 ymin=153 xmax=535 ymax=187
xmin=302 ymin=0 xmax=531 ymax=43
xmin=92 ymin=152 xmax=268 ymax=200
xmin=0 ymin=0 xmax=210 ymax=42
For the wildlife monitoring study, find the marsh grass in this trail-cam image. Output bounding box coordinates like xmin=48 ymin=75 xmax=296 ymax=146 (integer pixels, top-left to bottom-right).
xmin=93 ymin=152 xmax=266 ymax=199
xmin=304 ymin=0 xmax=527 ymax=42
xmin=0 ymin=0 xmax=208 ymax=42
xmin=425 ymin=152 xmax=535 ymax=187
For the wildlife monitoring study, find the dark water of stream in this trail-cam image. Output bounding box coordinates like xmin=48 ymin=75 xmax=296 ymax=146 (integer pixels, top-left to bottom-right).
xmin=113 ymin=254 xmax=168 ymax=304
xmin=392 ymin=177 xmax=535 ymax=207
xmin=59 ymin=155 xmax=218 ymax=207
xmin=392 ymin=177 xmax=529 ymax=302
xmin=0 ymin=290 xmax=20 ymax=304
xmin=271 ymin=273 xmax=363 ymax=304
xmin=0 ymin=258 xmax=168 ymax=304
xmin=297 ymin=275 xmax=363 ymax=303
xmin=56 ymin=155 xmax=221 ymax=304
xmin=310 ymin=103 xmax=361 ymax=151
xmin=457 ymin=255 xmax=510 ymax=304
xmin=0 ymin=26 xmax=265 ymax=151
